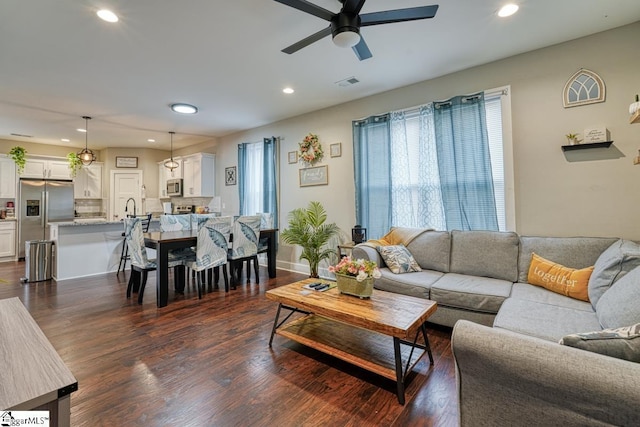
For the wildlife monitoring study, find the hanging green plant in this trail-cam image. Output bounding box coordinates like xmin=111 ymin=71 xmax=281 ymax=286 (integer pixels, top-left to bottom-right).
xmin=9 ymin=146 xmax=27 ymax=175
xmin=66 ymin=152 xmax=83 ymax=177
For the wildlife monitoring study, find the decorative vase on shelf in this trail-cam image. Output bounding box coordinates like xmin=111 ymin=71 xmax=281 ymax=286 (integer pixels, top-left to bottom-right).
xmin=335 ymin=273 xmax=374 ymax=299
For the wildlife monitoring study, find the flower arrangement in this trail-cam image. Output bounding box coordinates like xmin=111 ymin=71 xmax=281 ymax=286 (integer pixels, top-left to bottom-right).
xmin=298 ymin=133 xmax=323 ymax=165
xmin=329 ymin=256 xmax=382 ymax=282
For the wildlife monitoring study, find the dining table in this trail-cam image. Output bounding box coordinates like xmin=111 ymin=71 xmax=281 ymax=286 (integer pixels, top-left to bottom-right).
xmin=144 ymin=228 xmax=278 ymax=308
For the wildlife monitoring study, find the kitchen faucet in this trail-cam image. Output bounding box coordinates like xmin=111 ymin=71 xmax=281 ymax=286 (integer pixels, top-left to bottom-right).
xmin=125 ymin=198 xmax=137 ymax=217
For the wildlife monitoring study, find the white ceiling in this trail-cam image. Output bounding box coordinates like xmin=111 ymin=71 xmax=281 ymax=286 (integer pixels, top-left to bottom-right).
xmin=1 ymin=0 xmax=639 ymax=151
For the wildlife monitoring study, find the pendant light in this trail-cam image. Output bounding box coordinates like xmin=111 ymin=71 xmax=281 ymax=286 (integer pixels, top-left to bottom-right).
xmin=77 ymin=116 xmax=96 ymax=166
xmin=164 ymin=131 xmax=179 ymax=171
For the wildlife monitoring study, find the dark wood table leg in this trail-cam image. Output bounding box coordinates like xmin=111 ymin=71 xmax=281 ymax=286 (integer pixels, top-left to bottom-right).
xmin=268 ymin=303 xmax=283 ymax=347
xmin=267 ymin=230 xmax=277 ymax=278
xmin=156 ymin=241 xmax=169 ymax=308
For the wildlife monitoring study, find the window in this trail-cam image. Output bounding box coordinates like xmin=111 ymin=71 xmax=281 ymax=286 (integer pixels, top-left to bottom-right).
xmin=354 ymin=89 xmax=511 ymax=238
xmin=237 ymin=138 xmax=279 ymax=227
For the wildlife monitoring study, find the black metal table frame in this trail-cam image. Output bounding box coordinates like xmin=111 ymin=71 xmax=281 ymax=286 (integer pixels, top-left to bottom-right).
xmin=268 ymin=303 xmax=434 ymax=405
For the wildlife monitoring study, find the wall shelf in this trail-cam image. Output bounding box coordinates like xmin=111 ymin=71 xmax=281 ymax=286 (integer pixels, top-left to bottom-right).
xmin=631 ymin=110 xmax=640 ymax=124
xmin=561 ymin=141 xmax=613 ymax=152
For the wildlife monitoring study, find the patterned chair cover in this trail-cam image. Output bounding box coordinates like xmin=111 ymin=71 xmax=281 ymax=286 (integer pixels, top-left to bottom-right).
xmin=229 ymin=215 xmax=261 ymax=259
xmin=187 ymin=216 xmax=232 ymax=273
xmin=191 ymin=213 xmax=218 ymax=231
xmin=160 ymin=214 xmax=192 ymax=231
xmin=124 ymin=217 xmax=185 ymax=269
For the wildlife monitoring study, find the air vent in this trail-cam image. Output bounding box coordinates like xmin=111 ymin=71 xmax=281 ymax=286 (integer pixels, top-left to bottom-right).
xmin=10 ymin=133 xmax=33 ymax=138
xmin=335 ymin=76 xmax=360 ymax=87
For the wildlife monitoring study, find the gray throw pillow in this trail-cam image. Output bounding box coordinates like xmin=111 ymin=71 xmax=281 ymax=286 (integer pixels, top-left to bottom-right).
xmin=596 ymin=265 xmax=640 ymax=329
xmin=377 ymin=245 xmax=422 ymax=274
xmin=560 ymin=323 xmax=640 ymax=362
xmin=588 ymin=239 xmax=640 ymax=307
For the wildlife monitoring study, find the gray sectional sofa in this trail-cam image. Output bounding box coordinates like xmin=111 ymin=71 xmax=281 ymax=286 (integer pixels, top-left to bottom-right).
xmin=352 ymin=229 xmax=640 ymax=425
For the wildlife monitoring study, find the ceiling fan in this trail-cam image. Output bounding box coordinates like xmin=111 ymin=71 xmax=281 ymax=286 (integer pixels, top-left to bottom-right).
xmin=274 ymin=0 xmax=439 ymax=61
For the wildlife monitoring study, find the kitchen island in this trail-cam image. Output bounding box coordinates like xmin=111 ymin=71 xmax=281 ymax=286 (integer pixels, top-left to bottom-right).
xmin=49 ymin=219 xmax=158 ymax=280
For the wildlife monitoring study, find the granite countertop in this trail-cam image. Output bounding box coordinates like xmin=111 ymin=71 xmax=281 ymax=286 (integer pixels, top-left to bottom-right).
xmin=52 ymin=218 xmax=159 ymax=227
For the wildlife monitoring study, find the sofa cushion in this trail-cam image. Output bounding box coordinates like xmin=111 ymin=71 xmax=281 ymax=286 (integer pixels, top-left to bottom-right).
xmin=588 ymin=239 xmax=640 ymax=308
xmin=450 ymin=230 xmax=519 ymax=282
xmin=518 ymin=236 xmax=617 ymax=284
xmin=405 ymin=230 xmax=451 ymax=272
xmin=373 ymin=268 xmax=443 ymax=299
xmin=596 ymin=266 xmax=640 ymax=329
xmin=559 ymin=323 xmax=640 ymax=363
xmin=527 ymin=253 xmax=593 ymax=302
xmin=430 ymin=273 xmax=512 ymax=314
xmin=377 ymin=244 xmax=422 ymax=274
xmin=510 ymin=283 xmax=594 ymax=312
xmin=494 ymin=298 xmax=601 ymax=342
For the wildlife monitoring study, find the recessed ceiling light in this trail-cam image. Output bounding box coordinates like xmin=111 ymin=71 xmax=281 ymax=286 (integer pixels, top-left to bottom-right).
xmin=97 ymin=9 xmax=119 ymax=23
xmin=147 ymin=139 xmax=156 ymax=142
xmin=283 ymin=87 xmax=295 ymax=94
xmin=77 ymin=128 xmax=87 ymax=133
xmin=61 ymin=138 xmax=70 ymax=142
xmin=498 ymin=4 xmax=519 ymax=17
xmin=170 ymin=103 xmax=198 ymax=114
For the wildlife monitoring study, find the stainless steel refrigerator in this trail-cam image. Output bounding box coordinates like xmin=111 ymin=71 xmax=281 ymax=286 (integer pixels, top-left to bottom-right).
xmin=19 ymin=179 xmax=75 ymax=259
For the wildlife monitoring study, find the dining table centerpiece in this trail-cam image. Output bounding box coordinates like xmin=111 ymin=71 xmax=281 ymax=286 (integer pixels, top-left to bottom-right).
xmin=329 ymin=256 xmax=382 ymax=298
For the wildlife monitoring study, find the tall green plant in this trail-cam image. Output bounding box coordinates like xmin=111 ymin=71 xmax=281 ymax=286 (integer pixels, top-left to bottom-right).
xmin=281 ymin=201 xmax=340 ymax=278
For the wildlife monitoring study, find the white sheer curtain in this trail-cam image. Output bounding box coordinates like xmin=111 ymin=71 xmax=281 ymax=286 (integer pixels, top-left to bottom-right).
xmin=241 ymin=142 xmax=263 ymax=216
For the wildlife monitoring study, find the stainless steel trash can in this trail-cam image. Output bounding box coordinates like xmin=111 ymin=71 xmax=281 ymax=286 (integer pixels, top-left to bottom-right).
xmin=25 ymin=240 xmax=53 ymax=282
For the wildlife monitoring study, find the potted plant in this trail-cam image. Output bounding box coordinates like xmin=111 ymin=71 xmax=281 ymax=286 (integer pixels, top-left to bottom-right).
xmin=9 ymin=146 xmax=26 ymax=175
xmin=565 ymin=133 xmax=580 ymax=145
xmin=67 ymin=152 xmax=83 ymax=177
xmin=329 ymin=256 xmax=382 ymax=298
xmin=281 ymin=201 xmax=340 ymax=278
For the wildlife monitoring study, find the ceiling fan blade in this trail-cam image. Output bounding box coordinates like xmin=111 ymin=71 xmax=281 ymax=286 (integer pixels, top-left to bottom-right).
xmin=341 ymin=0 xmax=366 ymax=15
xmin=352 ymin=36 xmax=372 ymax=61
xmin=282 ymin=26 xmax=332 ymax=54
xmin=360 ymin=5 xmax=439 ymax=26
xmin=273 ymin=0 xmax=334 ymax=21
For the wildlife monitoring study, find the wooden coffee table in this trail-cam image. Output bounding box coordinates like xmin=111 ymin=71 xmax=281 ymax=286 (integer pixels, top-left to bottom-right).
xmin=266 ymin=279 xmax=437 ymax=404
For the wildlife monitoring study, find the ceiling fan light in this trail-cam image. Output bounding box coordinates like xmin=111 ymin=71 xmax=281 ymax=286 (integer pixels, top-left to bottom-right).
xmin=333 ymin=30 xmax=361 ymax=48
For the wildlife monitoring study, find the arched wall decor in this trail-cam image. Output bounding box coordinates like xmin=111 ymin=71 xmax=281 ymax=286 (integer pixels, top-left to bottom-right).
xmin=563 ymin=68 xmax=606 ymax=108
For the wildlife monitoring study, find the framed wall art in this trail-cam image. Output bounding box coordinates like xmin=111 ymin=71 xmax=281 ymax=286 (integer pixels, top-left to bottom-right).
xmin=225 ymin=166 xmax=237 ymax=186
xmin=116 ymin=156 xmax=138 ymax=168
xmin=330 ymin=143 xmax=342 ymax=157
xmin=299 ymin=165 xmax=328 ymax=187
xmin=288 ymin=151 xmax=298 ymax=164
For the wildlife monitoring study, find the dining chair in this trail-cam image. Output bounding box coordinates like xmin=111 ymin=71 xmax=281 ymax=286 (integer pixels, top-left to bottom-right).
xmin=124 ymin=217 xmax=186 ymax=304
xmin=159 ymin=213 xmax=196 ymax=262
xmin=256 ymin=212 xmax=274 ymax=255
xmin=117 ymin=213 xmax=152 ymax=274
xmin=186 ymin=216 xmax=232 ymax=297
xmin=228 ymin=215 xmax=261 ymax=289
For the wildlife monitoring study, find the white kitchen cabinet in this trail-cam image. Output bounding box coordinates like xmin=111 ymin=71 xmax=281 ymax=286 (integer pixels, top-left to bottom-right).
xmin=74 ymin=163 xmax=103 ymax=199
xmin=158 ymin=158 xmax=182 ymax=198
xmin=182 ymin=153 xmax=215 ymax=197
xmin=0 ymin=156 xmax=16 ymax=198
xmin=23 ymin=158 xmax=72 ymax=180
xmin=0 ymin=221 xmax=16 ymax=258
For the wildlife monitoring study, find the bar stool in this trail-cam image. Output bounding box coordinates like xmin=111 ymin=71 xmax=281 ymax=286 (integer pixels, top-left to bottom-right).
xmin=117 ymin=213 xmax=152 ymax=274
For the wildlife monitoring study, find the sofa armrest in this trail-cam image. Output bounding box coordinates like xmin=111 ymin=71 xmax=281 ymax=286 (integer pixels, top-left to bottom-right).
xmin=451 ymin=320 xmax=640 ymax=426
xmin=352 ymin=244 xmax=384 ymax=267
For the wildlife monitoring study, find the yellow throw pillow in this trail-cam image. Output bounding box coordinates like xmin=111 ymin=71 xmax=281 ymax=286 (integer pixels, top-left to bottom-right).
xmin=527 ymin=253 xmax=594 ymax=302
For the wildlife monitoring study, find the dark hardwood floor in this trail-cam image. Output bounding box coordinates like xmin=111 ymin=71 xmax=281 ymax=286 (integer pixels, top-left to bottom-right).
xmin=0 ymin=261 xmax=458 ymax=426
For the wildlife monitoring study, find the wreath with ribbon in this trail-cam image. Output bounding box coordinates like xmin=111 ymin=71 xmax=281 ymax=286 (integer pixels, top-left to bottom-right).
xmin=298 ymin=133 xmax=323 ymax=165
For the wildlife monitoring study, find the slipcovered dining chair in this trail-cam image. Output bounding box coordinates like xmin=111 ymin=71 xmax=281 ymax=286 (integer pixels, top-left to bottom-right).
xmin=228 ymin=215 xmax=261 ymax=289
xmin=256 ymin=212 xmax=274 ymax=256
xmin=124 ymin=217 xmax=187 ymax=304
xmin=117 ymin=213 xmax=152 ymax=274
xmin=186 ymin=216 xmax=232 ymax=297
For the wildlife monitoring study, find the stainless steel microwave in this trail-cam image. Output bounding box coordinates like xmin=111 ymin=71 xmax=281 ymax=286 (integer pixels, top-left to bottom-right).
xmin=166 ymin=178 xmax=182 ymax=197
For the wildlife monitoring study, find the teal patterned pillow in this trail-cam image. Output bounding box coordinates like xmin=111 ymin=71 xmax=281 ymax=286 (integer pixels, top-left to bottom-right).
xmin=377 ymin=245 xmax=422 ymax=274
xmin=559 ymin=323 xmax=640 ymax=362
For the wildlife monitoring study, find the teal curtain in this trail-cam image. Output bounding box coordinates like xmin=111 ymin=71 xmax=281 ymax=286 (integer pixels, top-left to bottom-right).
xmin=262 ymin=137 xmax=278 ymax=228
xmin=433 ymin=93 xmax=499 ymax=230
xmin=353 ymin=114 xmax=392 ymax=239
